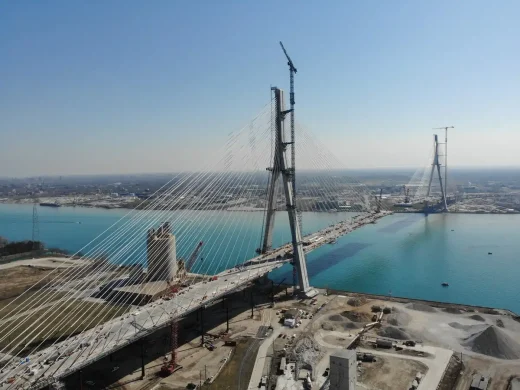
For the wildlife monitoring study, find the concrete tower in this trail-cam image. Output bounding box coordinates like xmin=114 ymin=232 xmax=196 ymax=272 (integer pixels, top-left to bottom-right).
xmin=146 ymin=222 xmax=177 ymax=282
xmin=426 ymin=134 xmax=448 ymax=212
xmin=261 ymin=87 xmax=313 ymax=296
xmin=329 ymin=349 xmax=357 ymax=390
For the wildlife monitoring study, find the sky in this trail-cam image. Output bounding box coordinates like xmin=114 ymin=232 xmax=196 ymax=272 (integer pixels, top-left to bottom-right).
xmin=0 ymin=1 xmax=519 ymax=177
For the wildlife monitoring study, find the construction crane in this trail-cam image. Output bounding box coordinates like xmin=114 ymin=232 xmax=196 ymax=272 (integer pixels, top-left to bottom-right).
xmin=186 ymin=241 xmax=204 ymax=273
xmin=161 ymin=241 xmax=204 ymax=377
xmin=433 ymin=126 xmax=454 ymax=202
xmin=280 ymin=41 xmax=299 ymax=292
xmin=375 ymin=188 xmax=383 ymax=213
xmin=402 ymin=185 xmax=410 ymax=204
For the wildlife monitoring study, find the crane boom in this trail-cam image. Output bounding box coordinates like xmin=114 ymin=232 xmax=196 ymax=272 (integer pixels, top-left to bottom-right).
xmin=279 ymin=41 xmax=297 ymax=73
xmin=186 ymin=241 xmax=204 ymax=272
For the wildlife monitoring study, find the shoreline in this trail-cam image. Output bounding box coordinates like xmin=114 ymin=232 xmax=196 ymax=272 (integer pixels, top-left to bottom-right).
xmin=1 ymin=200 xmax=517 ymax=214
xmin=307 ymin=285 xmax=520 ymax=317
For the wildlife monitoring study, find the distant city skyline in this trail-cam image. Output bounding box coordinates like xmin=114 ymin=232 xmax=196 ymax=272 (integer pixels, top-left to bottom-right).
xmin=1 ymin=1 xmax=519 ymax=176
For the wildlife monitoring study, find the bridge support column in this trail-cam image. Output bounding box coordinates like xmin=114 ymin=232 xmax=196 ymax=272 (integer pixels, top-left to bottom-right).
xmin=200 ymin=307 xmax=205 ymax=346
xmin=140 ymin=341 xmax=145 ymax=379
xmin=271 ymin=280 xmax=275 ymax=307
xmin=226 ymin=299 xmax=230 ymax=333
xmin=250 ymin=288 xmax=254 ymax=318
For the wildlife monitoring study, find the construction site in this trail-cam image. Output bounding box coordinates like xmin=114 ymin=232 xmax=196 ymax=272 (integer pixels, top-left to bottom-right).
xmin=41 ymin=284 xmax=520 ymax=390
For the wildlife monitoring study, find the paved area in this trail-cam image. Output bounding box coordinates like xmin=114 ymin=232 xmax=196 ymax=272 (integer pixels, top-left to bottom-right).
xmin=358 ymin=345 xmax=453 ymax=389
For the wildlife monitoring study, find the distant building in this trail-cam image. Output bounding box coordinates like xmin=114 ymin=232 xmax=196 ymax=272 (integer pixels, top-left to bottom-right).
xmin=147 ymin=222 xmax=177 ymax=282
xmin=329 ymin=349 xmax=356 ymax=390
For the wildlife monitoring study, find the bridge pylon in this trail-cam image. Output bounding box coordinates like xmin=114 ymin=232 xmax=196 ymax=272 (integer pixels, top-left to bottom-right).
xmin=261 ymin=87 xmax=315 ymax=297
xmin=426 ymin=134 xmax=448 ymax=212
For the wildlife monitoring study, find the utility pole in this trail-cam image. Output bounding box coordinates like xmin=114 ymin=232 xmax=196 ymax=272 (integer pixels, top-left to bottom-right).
xmin=433 ymin=126 xmax=454 ymax=207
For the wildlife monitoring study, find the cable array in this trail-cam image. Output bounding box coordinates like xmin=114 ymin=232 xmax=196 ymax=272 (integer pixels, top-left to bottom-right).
xmin=0 ymin=101 xmax=388 ymax=387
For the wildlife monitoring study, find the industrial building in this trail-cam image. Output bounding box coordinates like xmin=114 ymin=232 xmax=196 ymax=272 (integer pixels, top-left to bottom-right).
xmin=283 ymin=308 xmax=301 ymax=327
xmin=329 ymin=349 xmax=356 ymax=390
xmin=146 ymin=222 xmax=177 ymax=282
xmin=470 ymin=374 xmax=490 ymax=390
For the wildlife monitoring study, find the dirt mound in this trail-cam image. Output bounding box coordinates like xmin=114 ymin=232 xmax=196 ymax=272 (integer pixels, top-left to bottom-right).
xmin=340 ymin=311 xmax=372 ymax=323
xmin=378 ymin=326 xmax=410 ymax=340
xmin=387 ymin=311 xmax=412 ymax=327
xmin=444 ymin=307 xmax=463 ymax=314
xmin=405 ymin=302 xmax=437 ymax=313
xmin=496 ymin=319 xmax=505 ymax=328
xmin=347 ymin=297 xmax=367 ymax=307
xmin=328 ymin=314 xmax=343 ymax=322
xmin=449 ymin=322 xmax=482 ymax=331
xmin=463 ymin=325 xmax=520 ymax=359
xmin=469 ymin=315 xmax=486 ymax=322
xmin=342 ymin=322 xmax=359 ymax=330
xmin=321 ymin=323 xmax=336 ymax=331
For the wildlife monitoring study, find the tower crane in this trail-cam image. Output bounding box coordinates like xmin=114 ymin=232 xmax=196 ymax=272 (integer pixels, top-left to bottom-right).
xmin=279 ymin=41 xmax=299 ymax=291
xmin=161 ymin=241 xmax=204 ymax=376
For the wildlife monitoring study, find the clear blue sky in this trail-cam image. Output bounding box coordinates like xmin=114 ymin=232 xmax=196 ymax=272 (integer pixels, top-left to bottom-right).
xmin=1 ymin=1 xmax=519 ymax=176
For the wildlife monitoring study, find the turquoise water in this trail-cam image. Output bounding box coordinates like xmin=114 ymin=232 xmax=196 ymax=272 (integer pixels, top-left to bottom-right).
xmin=1 ymin=204 xmax=519 ymax=313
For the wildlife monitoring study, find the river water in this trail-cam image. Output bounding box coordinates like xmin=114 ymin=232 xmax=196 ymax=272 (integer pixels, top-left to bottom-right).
xmin=0 ymin=204 xmax=518 ymax=313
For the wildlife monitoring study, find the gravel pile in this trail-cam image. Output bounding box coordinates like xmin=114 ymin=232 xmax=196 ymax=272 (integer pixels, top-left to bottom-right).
xmin=340 ymin=311 xmax=372 ymax=323
xmin=448 ymin=322 xmax=485 ymax=332
xmin=328 ymin=314 xmax=343 ymax=322
xmin=469 ymin=314 xmax=486 ymax=322
xmin=463 ymin=325 xmax=520 ymax=359
xmin=387 ymin=311 xmax=412 ymax=327
xmin=343 ymin=322 xmax=358 ymax=330
xmin=321 ymin=323 xmax=336 ymax=331
xmin=405 ymin=302 xmax=437 ymax=313
xmin=444 ymin=307 xmax=463 ymax=314
xmin=377 ymin=326 xmax=410 ymax=340
xmin=290 ymin=335 xmax=323 ymax=373
xmin=347 ymin=297 xmax=367 ymax=307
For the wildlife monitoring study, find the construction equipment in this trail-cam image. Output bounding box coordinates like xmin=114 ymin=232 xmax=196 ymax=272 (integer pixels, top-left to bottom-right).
xmin=280 ymin=42 xmax=300 ymax=291
xmin=160 ymin=242 xmax=204 ymax=376
xmin=402 ymin=185 xmax=410 ymax=204
xmin=186 ymin=241 xmax=204 ymax=272
xmin=160 ymin=316 xmax=181 ymax=376
xmin=375 ymin=188 xmax=383 ymax=213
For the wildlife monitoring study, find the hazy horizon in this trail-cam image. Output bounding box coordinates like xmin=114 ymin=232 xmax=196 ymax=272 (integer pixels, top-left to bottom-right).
xmin=1 ymin=1 xmax=519 ymax=176
xmin=1 ymin=166 xmax=519 ymax=181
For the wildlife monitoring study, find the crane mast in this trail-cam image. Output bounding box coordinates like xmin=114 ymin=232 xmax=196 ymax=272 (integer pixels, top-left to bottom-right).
xmin=161 ymin=241 xmax=203 ymax=376
xmin=279 ymin=41 xmax=299 ymax=291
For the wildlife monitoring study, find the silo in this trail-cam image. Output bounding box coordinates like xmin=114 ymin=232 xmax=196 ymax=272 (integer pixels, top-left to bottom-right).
xmin=146 ymin=223 xmax=177 ymax=282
